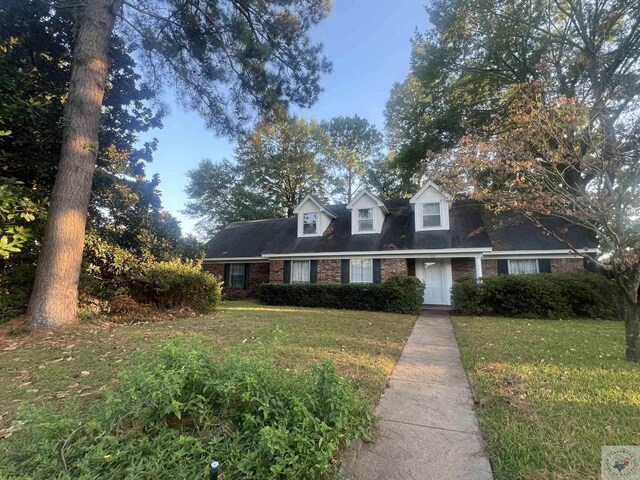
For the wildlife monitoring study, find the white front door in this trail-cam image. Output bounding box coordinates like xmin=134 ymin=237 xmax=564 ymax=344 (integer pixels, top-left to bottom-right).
xmin=416 ymin=259 xmax=452 ymax=305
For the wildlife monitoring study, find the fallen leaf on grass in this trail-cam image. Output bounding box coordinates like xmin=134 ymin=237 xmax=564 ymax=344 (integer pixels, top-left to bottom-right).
xmin=55 ymin=392 xmax=69 ymax=399
xmin=79 ymin=371 xmax=90 ymax=377
xmin=68 ymin=382 xmax=80 ymax=389
xmin=19 ymin=382 xmax=32 ymax=388
xmin=0 ymin=429 xmax=12 ymax=439
xmin=2 ymin=344 xmax=18 ymax=351
xmin=50 ymin=358 xmax=64 ymax=364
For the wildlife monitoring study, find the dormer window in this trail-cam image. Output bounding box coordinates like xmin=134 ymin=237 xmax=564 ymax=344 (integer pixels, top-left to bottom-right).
xmin=293 ymin=195 xmax=336 ymax=238
xmin=358 ymin=208 xmax=374 ymax=231
xmin=410 ymin=180 xmax=451 ymax=232
xmin=346 ymin=190 xmax=389 ymax=235
xmin=303 ymin=212 xmax=318 ymax=234
xmin=422 ymin=203 xmax=441 ymax=228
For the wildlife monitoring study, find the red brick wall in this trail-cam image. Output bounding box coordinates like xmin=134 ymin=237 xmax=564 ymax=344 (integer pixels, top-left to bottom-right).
xmin=479 ymin=258 xmax=585 ymax=276
xmin=482 ymin=259 xmax=498 ymax=276
xmin=381 ymin=258 xmax=408 ymax=281
xmin=249 ymin=263 xmax=270 ymax=290
xmin=452 ymin=258 xmax=476 ymax=281
xmin=551 ymin=258 xmax=585 ymax=273
xmin=202 ymin=262 xmax=270 ymax=299
xmin=269 ymin=260 xmax=284 ymax=283
xmin=202 ymin=263 xmax=224 ymax=278
xmin=318 ymin=259 xmax=341 ymax=283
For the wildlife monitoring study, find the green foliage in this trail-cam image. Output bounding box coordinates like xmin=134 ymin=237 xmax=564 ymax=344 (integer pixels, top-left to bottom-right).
xmin=452 ymin=274 xmax=623 ymax=320
xmin=382 ymin=275 xmax=424 ymax=315
xmin=386 ymin=0 xmax=640 ymax=184
xmin=0 ymin=178 xmax=46 ymax=259
xmin=123 ymin=0 xmax=332 ymax=136
xmin=236 ymin=116 xmax=332 ymax=217
xmin=1 ymin=0 xmax=196 ymax=266
xmin=0 ymin=261 xmax=34 ymax=322
xmin=0 ymin=342 xmax=373 ymax=479
xmin=186 ymin=116 xmax=334 ymax=233
xmin=321 ymin=115 xmax=383 ymax=202
xmin=128 ymin=260 xmax=222 ymax=312
xmin=259 ymin=276 xmax=424 ymax=315
xmin=184 ymin=158 xmax=283 ymax=236
xmin=259 ymin=283 xmax=386 ymax=311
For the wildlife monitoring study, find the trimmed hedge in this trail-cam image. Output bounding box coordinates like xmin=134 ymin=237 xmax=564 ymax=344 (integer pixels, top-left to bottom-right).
xmin=129 ymin=259 xmax=223 ymax=312
xmin=258 ymin=275 xmax=425 ymax=315
xmin=382 ymin=275 xmax=425 ymax=314
xmin=452 ymin=273 xmax=623 ymax=319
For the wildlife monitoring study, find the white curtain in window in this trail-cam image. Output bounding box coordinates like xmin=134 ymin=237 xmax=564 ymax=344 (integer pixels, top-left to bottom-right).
xmin=229 ymin=263 xmax=245 ymax=288
xmin=422 ymin=202 xmax=441 ymax=227
xmin=291 ymin=260 xmax=310 ymax=283
xmin=303 ymin=212 xmax=317 ymax=234
xmin=358 ymin=208 xmax=374 ymax=231
xmin=508 ymin=259 xmax=539 ymax=275
xmin=350 ymin=259 xmax=373 ymax=283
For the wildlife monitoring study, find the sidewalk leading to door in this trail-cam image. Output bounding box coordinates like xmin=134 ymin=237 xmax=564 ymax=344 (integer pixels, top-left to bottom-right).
xmin=347 ymin=312 xmax=493 ymax=480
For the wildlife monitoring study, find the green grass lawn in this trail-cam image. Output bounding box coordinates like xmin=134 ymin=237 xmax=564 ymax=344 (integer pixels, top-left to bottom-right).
xmin=452 ymin=316 xmax=640 ymax=480
xmin=0 ymin=301 xmax=415 ymax=433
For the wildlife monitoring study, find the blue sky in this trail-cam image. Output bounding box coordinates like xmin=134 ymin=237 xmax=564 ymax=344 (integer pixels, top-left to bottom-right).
xmin=138 ymin=0 xmax=429 ymax=235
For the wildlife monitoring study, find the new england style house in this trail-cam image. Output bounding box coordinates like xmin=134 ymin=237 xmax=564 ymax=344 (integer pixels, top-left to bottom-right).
xmin=203 ymin=181 xmax=596 ymax=306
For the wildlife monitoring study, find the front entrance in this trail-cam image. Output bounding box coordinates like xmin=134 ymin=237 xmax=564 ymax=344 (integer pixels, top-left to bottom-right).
xmin=415 ymin=259 xmax=452 ymax=305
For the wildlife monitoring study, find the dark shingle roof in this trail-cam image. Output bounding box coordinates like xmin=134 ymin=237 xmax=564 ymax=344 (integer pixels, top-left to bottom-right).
xmin=204 ymin=198 xmax=595 ymax=259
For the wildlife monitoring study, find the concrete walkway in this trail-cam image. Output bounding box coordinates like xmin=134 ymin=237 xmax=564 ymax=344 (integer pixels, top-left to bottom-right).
xmin=349 ymin=312 xmax=493 ymax=480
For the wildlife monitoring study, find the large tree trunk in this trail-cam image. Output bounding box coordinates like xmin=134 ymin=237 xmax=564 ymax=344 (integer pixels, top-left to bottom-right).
xmin=26 ymin=0 xmax=123 ymax=328
xmin=624 ymin=301 xmax=640 ymax=363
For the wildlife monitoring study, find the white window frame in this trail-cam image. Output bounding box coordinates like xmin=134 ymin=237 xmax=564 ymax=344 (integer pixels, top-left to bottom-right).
xmin=302 ymin=212 xmax=318 ymax=235
xmin=421 ymin=202 xmax=442 ymax=228
xmin=350 ymin=258 xmax=373 ymax=284
xmin=508 ymin=259 xmax=539 ymax=275
xmin=229 ymin=263 xmax=246 ymax=288
xmin=291 ymin=260 xmax=311 ymax=284
xmin=358 ymin=208 xmax=375 ymax=232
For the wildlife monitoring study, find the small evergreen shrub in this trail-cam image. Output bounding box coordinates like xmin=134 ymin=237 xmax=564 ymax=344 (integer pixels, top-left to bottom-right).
xmin=1 ymin=342 xmax=373 ymax=479
xmin=129 ymin=259 xmax=222 ymax=312
xmin=452 ymin=273 xmax=622 ymax=319
xmin=259 ymin=275 xmax=424 ymax=314
xmin=382 ymin=275 xmax=424 ymax=314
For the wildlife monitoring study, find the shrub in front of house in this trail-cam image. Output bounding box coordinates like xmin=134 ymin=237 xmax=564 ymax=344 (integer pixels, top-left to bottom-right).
xmin=129 ymin=259 xmax=222 ymax=312
xmin=258 ymin=275 xmax=424 ymax=314
xmin=452 ymin=273 xmax=622 ymax=319
xmin=1 ymin=342 xmax=373 ymax=479
xmin=258 ymin=283 xmax=386 ymax=311
xmin=382 ymin=275 xmax=425 ymax=315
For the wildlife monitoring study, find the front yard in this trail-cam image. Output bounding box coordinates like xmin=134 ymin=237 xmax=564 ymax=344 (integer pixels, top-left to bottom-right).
xmin=452 ymin=316 xmax=640 ymax=480
xmin=0 ymin=301 xmax=416 ymax=477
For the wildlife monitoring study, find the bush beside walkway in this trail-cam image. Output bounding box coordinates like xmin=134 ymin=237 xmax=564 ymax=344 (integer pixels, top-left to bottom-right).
xmin=0 ymin=301 xmax=416 ymax=478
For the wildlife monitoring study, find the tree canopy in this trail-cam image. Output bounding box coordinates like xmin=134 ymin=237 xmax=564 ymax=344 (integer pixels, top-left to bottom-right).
xmin=394 ymin=0 xmax=640 ymax=361
xmin=385 ymin=0 xmax=640 ymax=187
xmin=321 ymin=115 xmax=383 ymax=202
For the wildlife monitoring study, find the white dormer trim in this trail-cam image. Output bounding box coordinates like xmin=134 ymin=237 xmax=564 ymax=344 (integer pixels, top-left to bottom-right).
xmin=409 ymin=180 xmax=453 ymax=202
xmin=293 ymin=194 xmax=335 ymax=238
xmin=409 ymin=181 xmax=451 ymax=232
xmin=346 ymin=190 xmax=388 ymax=235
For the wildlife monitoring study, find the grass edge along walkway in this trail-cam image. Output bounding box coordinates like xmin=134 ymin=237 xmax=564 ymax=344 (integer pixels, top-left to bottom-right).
xmin=452 ymin=316 xmax=640 ymax=480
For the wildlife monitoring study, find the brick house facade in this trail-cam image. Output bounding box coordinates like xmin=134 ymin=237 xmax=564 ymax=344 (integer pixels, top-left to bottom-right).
xmin=202 ymin=184 xmax=595 ymax=305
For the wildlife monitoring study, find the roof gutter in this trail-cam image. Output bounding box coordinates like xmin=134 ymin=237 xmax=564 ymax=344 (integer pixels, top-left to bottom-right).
xmin=203 ymin=256 xmax=269 ymax=263
xmin=261 ymin=248 xmax=493 ymax=259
